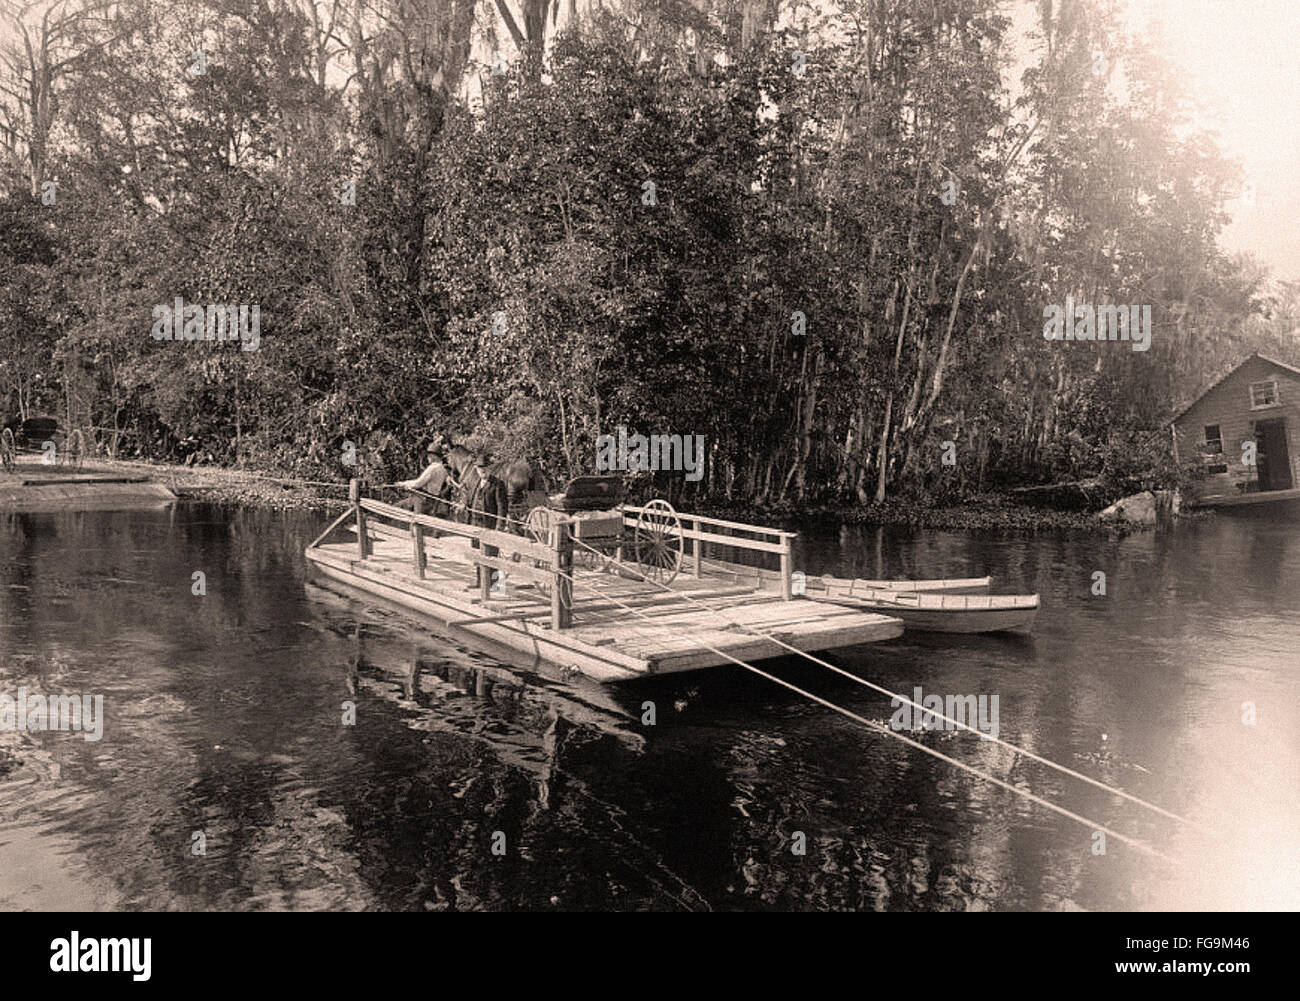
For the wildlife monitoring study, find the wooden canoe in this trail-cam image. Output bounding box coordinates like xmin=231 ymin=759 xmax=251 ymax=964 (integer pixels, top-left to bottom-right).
xmin=700 ymin=557 xmax=992 ymax=596
xmin=813 ymin=574 xmax=993 ymax=597
xmin=825 ymin=590 xmax=1039 ymax=634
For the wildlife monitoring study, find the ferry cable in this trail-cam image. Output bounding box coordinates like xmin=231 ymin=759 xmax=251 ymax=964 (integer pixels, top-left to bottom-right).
xmin=382 ymin=487 xmax=1185 ymax=861
xmin=415 ymin=488 xmax=1195 ymax=831
xmin=545 ymin=553 xmax=1180 ymax=864
xmin=567 ymin=529 xmax=1196 ymax=824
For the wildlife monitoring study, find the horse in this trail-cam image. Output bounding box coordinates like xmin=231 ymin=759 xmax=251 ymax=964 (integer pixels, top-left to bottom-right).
xmin=445 ymin=445 xmax=546 ymax=531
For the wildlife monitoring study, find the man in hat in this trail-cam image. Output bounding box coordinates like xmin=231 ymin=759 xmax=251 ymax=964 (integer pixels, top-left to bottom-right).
xmin=464 ymin=450 xmax=510 ymax=591
xmin=464 ymin=450 xmax=508 ymax=529
xmin=397 ymin=436 xmax=453 ymax=515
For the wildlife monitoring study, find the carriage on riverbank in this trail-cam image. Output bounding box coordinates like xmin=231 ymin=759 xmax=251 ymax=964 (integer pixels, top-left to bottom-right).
xmin=0 ymin=417 xmax=89 ymax=473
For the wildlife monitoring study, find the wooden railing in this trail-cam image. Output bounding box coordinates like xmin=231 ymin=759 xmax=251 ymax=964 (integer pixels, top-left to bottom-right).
xmin=620 ymin=504 xmax=797 ymax=600
xmin=347 ymin=479 xmax=576 ymax=629
xmin=334 ymin=482 xmax=801 ymax=634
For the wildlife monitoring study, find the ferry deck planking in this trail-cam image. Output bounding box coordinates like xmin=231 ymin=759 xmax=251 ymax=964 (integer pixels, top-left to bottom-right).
xmin=305 ymin=490 xmax=903 ymax=683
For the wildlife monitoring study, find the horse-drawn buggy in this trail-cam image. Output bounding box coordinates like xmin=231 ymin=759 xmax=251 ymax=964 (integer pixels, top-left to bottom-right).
xmin=0 ymin=416 xmax=89 ymax=473
xmin=521 ymin=475 xmax=686 ymax=604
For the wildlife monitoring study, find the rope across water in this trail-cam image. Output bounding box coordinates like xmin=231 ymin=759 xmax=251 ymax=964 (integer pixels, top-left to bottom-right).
xmin=366 ymin=482 xmax=1194 ymax=861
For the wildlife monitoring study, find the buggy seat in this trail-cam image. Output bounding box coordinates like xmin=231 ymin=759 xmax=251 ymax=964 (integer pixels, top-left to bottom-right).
xmin=546 ymin=475 xmax=626 ymax=513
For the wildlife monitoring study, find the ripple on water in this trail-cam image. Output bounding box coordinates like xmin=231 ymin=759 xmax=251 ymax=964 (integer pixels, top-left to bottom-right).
xmin=1 ymin=504 xmax=1298 ymax=909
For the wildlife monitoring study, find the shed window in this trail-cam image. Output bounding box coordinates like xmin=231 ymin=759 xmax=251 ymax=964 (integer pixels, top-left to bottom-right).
xmin=1202 ymin=425 xmax=1223 ymax=454
xmin=1249 ymin=380 xmax=1279 ymax=408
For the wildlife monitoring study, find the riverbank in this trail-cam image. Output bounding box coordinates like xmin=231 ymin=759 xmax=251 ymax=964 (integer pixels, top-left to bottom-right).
xmin=57 ymin=458 xmax=1190 ymax=530
xmin=697 ymin=492 xmax=1183 ymax=534
xmin=65 ymin=458 xmax=352 ymax=512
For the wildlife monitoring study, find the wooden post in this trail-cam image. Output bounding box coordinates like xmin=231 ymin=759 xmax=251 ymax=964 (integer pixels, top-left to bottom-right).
xmin=480 ymin=555 xmax=493 ymax=603
xmin=693 ymin=517 xmax=702 ymax=578
xmin=350 ymin=479 xmax=369 ymax=559
xmin=551 ymin=517 xmax=573 ymax=631
xmin=780 ymin=532 xmax=793 ymax=601
xmin=411 ymin=522 xmax=426 ymax=579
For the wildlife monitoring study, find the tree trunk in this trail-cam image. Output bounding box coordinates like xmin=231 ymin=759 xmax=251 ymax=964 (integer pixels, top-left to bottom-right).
xmin=875 ymin=273 xmax=915 ymax=503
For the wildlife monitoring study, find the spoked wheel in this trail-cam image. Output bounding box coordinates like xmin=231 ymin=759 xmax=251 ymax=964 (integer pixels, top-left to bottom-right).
xmin=524 ymin=506 xmax=552 ymax=551
xmin=60 ymin=428 xmax=87 ymax=470
xmin=524 ymin=507 xmax=552 ymax=599
xmin=0 ymin=428 xmax=14 ymax=473
xmin=633 ymin=499 xmax=683 ymax=586
xmin=524 ymin=506 xmax=571 ymax=609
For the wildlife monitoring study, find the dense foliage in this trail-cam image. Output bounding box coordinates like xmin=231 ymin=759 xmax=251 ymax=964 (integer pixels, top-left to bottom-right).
xmin=1 ymin=0 xmax=1295 ymax=506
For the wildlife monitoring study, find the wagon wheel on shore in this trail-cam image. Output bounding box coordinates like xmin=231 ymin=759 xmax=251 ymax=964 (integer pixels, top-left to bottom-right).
xmin=60 ymin=428 xmax=87 ymax=470
xmin=633 ymin=499 xmax=683 ymax=586
xmin=524 ymin=506 xmax=572 ymax=609
xmin=0 ymin=428 xmax=14 ymax=473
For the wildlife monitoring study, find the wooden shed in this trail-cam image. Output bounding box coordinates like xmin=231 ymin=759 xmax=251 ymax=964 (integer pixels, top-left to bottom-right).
xmin=1171 ymin=353 xmax=1300 ymax=507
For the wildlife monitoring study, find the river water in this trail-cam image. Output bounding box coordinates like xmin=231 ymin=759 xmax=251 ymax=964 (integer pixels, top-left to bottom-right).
xmin=1 ymin=503 xmax=1297 ymax=911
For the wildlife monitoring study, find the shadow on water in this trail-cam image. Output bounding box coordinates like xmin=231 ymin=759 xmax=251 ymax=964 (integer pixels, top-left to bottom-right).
xmin=2 ymin=503 xmax=1298 ymax=910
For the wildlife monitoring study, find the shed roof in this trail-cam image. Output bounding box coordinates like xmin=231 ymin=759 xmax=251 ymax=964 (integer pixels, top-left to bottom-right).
xmin=1171 ymin=352 xmax=1300 ymax=425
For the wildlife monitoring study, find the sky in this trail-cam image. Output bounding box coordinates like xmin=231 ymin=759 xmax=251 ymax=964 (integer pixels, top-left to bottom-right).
xmin=1124 ymin=0 xmax=1300 ymax=281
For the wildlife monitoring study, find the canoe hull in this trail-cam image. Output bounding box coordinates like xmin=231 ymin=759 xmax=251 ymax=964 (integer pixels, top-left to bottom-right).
xmin=829 ymin=593 xmax=1039 ymax=634
xmin=701 ymin=558 xmax=992 ymax=596
xmin=870 ymin=605 xmax=1037 ymax=634
xmin=818 ymin=575 xmax=992 ymax=596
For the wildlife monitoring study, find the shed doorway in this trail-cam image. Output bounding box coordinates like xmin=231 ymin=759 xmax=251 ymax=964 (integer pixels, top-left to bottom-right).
xmin=1254 ymin=418 xmax=1293 ymax=491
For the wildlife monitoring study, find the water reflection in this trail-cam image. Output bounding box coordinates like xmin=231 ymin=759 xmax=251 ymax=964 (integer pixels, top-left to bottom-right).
xmin=1 ymin=504 xmax=1297 ymax=910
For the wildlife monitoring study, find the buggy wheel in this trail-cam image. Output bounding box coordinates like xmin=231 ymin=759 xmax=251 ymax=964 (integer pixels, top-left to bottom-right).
xmin=633 ymin=499 xmax=683 ymax=586
xmin=0 ymin=428 xmax=14 ymax=473
xmin=524 ymin=507 xmax=556 ymax=604
xmin=524 ymin=506 xmax=552 ymax=546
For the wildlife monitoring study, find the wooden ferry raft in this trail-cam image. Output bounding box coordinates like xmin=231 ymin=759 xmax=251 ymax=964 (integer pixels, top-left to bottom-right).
xmin=304 ymin=484 xmax=903 ymax=683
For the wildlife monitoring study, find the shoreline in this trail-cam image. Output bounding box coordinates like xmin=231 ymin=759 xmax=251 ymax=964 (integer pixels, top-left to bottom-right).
xmin=31 ymin=457 xmax=353 ymax=513
xmin=698 ymin=497 xmax=1169 ymax=534
xmin=35 ymin=458 xmax=1185 ymax=530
